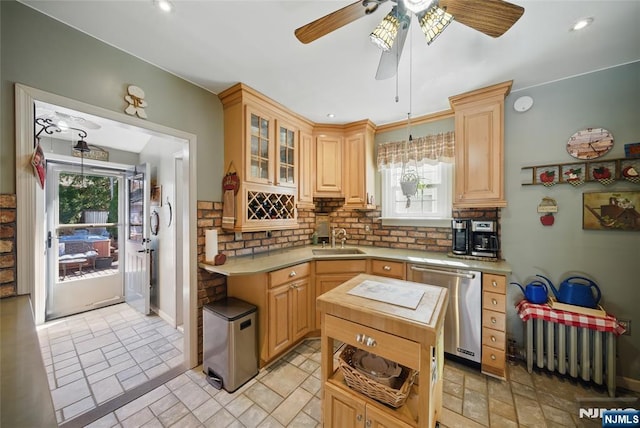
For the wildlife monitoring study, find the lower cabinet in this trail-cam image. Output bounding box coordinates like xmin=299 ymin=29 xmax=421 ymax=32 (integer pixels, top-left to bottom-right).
xmin=227 ymin=262 xmax=311 ymax=366
xmin=324 ymin=382 xmax=413 ymax=428
xmin=314 ymin=260 xmax=367 ymax=329
xmin=369 ymin=259 xmax=405 ymax=280
xmin=268 ymin=277 xmax=311 ymax=358
xmin=481 ymin=273 xmax=507 ymax=378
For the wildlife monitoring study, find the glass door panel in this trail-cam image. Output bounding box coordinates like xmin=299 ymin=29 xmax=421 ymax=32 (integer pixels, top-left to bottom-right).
xmin=46 ymin=163 xmax=123 ymax=320
xmin=248 ymin=110 xmax=272 ymax=183
xmin=277 ymin=125 xmax=296 ymax=186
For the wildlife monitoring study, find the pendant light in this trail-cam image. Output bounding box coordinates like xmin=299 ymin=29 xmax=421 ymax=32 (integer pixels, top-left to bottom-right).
xmin=70 ymin=127 xmax=89 ymax=187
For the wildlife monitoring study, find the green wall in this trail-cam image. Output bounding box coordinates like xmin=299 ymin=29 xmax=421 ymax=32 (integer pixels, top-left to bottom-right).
xmin=0 ymin=0 xmax=224 ymax=201
xmin=502 ymin=61 xmax=640 ymax=380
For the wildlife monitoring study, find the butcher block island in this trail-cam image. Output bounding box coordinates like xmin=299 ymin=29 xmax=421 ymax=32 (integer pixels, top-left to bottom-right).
xmin=318 ymin=274 xmax=448 ymax=428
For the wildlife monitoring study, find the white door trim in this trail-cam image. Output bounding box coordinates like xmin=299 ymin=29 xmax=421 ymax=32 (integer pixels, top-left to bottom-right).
xmin=15 ymin=83 xmax=199 ymax=369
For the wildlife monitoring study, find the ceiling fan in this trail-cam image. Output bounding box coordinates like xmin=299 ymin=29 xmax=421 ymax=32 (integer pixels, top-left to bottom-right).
xmin=295 ymin=0 xmax=524 ymax=80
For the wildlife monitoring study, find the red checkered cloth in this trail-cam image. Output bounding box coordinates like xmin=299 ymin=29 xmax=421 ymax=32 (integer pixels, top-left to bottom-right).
xmin=516 ymin=300 xmax=626 ymax=336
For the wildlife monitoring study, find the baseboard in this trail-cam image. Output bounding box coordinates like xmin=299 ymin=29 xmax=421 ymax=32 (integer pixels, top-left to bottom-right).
xmin=617 ymin=375 xmax=640 ymax=393
xmin=155 ymin=308 xmax=176 ymax=327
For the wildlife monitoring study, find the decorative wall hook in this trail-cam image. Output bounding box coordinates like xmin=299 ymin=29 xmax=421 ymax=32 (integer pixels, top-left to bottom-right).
xmin=34 ymin=117 xmax=61 ymax=141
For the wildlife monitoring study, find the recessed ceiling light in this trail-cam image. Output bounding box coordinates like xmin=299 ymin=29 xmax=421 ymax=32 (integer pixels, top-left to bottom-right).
xmin=155 ymin=0 xmax=173 ymax=13
xmin=571 ymin=17 xmax=593 ymax=31
xmin=327 ymin=113 xmax=335 ymax=118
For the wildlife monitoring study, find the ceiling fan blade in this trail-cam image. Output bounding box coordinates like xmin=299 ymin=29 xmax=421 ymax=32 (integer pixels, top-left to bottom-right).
xmin=440 ymin=0 xmax=524 ymax=38
xmin=295 ymin=1 xmax=385 ymax=44
xmin=375 ymin=18 xmax=410 ymax=80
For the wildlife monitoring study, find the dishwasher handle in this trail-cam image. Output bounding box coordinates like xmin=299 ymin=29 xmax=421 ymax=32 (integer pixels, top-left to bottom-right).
xmin=409 ymin=265 xmax=476 ymax=279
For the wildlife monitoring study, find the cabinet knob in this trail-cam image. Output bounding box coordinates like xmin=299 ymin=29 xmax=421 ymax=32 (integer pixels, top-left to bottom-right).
xmin=357 ymin=415 xmax=363 ymax=422
xmin=491 ymin=336 xmax=496 ymax=342
xmin=290 ymin=285 xmax=295 ymax=289
xmin=383 ymin=265 xmax=391 ymax=271
xmin=289 ymin=271 xmax=297 ymax=277
xmin=492 ymin=280 xmax=497 ymax=287
xmin=365 ymin=337 xmax=377 ymax=347
xmin=356 ymin=333 xmax=365 ymax=344
xmin=491 ymin=317 xmax=497 ymax=324
xmin=492 ymin=298 xmax=498 ymax=305
xmin=491 ymin=354 xmax=497 ymax=360
xmin=366 ymin=420 xmax=372 ymax=427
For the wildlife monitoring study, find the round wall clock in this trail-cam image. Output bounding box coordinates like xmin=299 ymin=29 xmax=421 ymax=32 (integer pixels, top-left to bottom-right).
xmin=566 ymin=127 xmax=614 ymax=160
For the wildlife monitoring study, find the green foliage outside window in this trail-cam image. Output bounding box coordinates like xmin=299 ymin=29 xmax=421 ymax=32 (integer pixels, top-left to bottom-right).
xmin=58 ymin=174 xmax=118 ymax=230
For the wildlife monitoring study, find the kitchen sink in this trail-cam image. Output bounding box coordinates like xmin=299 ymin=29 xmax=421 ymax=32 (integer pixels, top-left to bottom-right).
xmin=312 ymin=248 xmax=365 ymax=255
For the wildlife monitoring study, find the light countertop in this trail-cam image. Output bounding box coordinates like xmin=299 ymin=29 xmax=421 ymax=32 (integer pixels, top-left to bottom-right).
xmin=199 ymin=245 xmax=511 ymax=276
xmin=1 ymin=295 xmax=57 ymax=428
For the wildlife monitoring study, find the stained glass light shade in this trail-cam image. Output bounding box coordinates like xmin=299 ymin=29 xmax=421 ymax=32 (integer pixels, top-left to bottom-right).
xmin=418 ymin=6 xmax=454 ymax=45
xmin=370 ymin=7 xmax=400 ymax=51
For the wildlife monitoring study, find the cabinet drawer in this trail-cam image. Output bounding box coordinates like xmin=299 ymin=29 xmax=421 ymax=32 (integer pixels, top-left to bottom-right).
xmin=482 ymin=291 xmax=506 ymax=313
xmin=482 ymin=309 xmax=505 ymax=332
xmin=370 ymin=260 xmax=405 ymax=279
xmin=316 ymin=260 xmax=367 ymax=274
xmin=324 ymin=315 xmax=420 ymax=370
xmin=482 ymin=345 xmax=506 ymax=371
xmin=269 ymin=262 xmax=310 ymax=288
xmin=482 ymin=327 xmax=505 ymax=350
xmin=482 ymin=273 xmax=506 ymax=294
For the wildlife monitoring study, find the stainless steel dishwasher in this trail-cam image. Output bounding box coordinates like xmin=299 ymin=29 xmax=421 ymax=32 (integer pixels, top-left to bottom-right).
xmin=407 ymin=263 xmax=482 ymax=363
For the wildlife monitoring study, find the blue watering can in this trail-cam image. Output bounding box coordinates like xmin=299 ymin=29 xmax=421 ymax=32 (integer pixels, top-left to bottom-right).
xmin=511 ymin=280 xmax=549 ymax=304
xmin=536 ymin=274 xmax=601 ymax=309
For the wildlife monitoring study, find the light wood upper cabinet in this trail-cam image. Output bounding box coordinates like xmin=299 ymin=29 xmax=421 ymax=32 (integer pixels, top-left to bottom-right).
xmin=246 ymin=104 xmax=275 ymax=185
xmin=449 ymin=81 xmax=512 ymax=208
xmin=297 ymin=131 xmax=315 ymax=208
xmin=219 ymin=83 xmax=313 ymax=231
xmin=343 ymin=120 xmax=376 ymax=209
xmin=275 ymin=119 xmax=297 ymax=188
xmin=315 ymin=131 xmax=344 ymax=196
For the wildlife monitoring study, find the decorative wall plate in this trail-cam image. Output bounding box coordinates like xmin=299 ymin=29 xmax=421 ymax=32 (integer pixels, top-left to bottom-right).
xmin=566 ymin=128 xmax=614 ymax=160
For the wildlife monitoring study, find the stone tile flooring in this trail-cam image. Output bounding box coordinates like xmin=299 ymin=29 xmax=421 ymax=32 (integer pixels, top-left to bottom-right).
xmin=37 ymin=303 xmax=184 ymax=425
xmin=83 ymin=338 xmax=639 ymax=427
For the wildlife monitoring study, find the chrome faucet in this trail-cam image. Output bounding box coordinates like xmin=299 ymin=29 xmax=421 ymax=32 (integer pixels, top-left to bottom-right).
xmin=332 ymin=228 xmax=347 ymax=248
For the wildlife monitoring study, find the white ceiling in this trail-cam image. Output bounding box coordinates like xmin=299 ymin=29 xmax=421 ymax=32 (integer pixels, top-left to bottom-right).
xmin=35 ymin=101 xmax=154 ymax=152
xmin=22 ymin=0 xmax=640 ymax=127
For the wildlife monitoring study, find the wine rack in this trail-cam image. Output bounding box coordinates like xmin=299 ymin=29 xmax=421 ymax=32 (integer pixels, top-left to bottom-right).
xmin=247 ymin=191 xmax=295 ymax=220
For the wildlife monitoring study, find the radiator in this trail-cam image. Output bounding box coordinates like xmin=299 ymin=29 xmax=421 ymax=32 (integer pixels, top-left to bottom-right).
xmin=525 ymin=318 xmax=616 ymax=397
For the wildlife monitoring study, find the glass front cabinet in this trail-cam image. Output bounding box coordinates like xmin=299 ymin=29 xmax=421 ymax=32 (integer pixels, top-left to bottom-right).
xmin=221 ymin=83 xmax=306 ymax=231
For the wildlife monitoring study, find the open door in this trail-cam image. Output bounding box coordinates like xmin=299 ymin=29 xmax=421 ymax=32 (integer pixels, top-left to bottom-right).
xmin=125 ymin=163 xmax=151 ymax=315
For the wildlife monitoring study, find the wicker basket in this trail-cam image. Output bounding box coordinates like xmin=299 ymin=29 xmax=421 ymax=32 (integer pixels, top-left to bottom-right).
xmin=338 ymin=345 xmax=416 ymax=408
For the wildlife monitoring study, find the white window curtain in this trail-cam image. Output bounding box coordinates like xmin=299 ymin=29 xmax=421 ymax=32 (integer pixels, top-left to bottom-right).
xmin=376 ymin=131 xmax=455 ymax=171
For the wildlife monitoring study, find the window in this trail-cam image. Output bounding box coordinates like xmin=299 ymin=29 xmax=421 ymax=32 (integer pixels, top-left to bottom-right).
xmin=381 ymin=161 xmax=452 ymax=220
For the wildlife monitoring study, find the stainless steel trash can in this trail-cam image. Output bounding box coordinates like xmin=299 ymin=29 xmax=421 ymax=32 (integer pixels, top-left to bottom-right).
xmin=203 ymin=297 xmax=258 ymax=392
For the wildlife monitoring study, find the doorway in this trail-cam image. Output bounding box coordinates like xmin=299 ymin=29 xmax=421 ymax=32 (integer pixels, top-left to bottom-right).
xmin=15 ymin=84 xmax=198 ymax=371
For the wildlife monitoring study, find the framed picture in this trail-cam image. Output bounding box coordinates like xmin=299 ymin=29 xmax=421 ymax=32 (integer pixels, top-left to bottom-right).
xmin=583 ymin=191 xmax=640 ymax=231
xmin=150 ymin=184 xmax=162 ymax=206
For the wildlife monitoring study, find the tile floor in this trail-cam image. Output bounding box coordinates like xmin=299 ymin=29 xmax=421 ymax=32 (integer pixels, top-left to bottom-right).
xmin=37 ymin=303 xmax=184 ymax=425
xmin=82 ymin=338 xmax=639 ymax=428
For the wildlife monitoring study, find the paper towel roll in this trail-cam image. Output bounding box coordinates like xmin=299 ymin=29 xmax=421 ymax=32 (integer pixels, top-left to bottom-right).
xmin=205 ymin=229 xmax=218 ymax=261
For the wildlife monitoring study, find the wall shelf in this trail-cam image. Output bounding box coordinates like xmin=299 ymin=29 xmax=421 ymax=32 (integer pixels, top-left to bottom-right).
xmin=521 ymin=157 xmax=639 ymax=186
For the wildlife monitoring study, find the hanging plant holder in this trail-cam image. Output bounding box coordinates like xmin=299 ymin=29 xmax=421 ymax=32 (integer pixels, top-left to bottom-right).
xmin=400 ymin=171 xmax=419 ymax=208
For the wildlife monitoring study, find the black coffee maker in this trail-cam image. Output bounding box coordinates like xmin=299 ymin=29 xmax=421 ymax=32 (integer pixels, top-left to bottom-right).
xmin=470 ymin=220 xmax=499 ymax=258
xmin=451 ymin=219 xmax=470 ymax=255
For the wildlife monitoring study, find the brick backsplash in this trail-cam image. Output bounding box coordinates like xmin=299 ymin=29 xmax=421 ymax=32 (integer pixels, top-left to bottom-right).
xmin=0 ymin=194 xmax=17 ymax=298
xmin=197 ymin=199 xmax=504 ymax=259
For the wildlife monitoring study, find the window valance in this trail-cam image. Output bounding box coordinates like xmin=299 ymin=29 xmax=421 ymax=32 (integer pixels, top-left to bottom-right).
xmin=376 ymin=131 xmax=455 ymax=170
